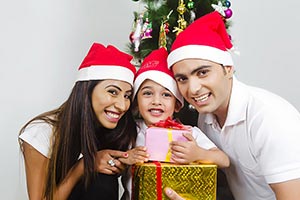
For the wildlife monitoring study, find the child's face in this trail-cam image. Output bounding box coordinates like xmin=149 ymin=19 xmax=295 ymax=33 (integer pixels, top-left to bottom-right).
xmin=137 ymin=79 xmax=177 ymax=126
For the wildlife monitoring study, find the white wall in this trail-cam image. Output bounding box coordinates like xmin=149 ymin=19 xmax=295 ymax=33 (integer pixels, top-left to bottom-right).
xmin=231 ymin=0 xmax=300 ymax=108
xmin=0 ymin=0 xmax=299 ymax=199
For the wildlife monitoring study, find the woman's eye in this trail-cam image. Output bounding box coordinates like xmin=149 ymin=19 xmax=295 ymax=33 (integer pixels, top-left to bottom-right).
xmin=124 ymin=94 xmax=132 ymax=100
xmin=108 ymin=89 xmax=118 ymax=95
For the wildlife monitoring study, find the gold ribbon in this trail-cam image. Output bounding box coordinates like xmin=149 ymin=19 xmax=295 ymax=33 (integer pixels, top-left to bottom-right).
xmin=165 ymin=129 xmax=173 ymax=162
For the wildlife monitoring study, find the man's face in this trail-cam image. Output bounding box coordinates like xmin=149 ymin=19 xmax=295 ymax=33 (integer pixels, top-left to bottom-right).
xmin=172 ymin=59 xmax=233 ymax=119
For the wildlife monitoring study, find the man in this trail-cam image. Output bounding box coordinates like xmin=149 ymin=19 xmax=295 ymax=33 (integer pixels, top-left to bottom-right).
xmin=167 ymin=11 xmax=300 ymax=200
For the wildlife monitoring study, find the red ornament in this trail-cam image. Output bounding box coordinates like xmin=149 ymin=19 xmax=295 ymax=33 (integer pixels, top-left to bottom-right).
xmin=129 ymin=32 xmax=134 ymax=43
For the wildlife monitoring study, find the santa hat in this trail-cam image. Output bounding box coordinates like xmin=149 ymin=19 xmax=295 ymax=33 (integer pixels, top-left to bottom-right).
xmin=133 ymin=47 xmax=184 ymax=108
xmin=167 ymin=11 xmax=233 ymax=68
xmin=77 ymin=43 xmax=136 ymax=86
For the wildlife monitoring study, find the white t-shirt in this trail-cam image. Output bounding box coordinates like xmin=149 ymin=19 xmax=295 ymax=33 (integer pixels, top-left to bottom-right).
xmin=198 ymin=77 xmax=300 ymax=200
xmin=19 ymin=121 xmax=53 ymax=158
xmin=125 ymin=119 xmax=217 ymax=199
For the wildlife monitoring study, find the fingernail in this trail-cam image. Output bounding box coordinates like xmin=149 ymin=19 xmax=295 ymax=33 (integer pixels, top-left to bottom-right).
xmin=124 ymin=153 xmax=128 ymax=157
xmin=165 ymin=187 xmax=172 ymax=195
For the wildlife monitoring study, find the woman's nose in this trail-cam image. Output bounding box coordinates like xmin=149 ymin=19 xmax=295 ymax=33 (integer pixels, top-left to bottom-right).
xmin=115 ymin=96 xmax=127 ymax=111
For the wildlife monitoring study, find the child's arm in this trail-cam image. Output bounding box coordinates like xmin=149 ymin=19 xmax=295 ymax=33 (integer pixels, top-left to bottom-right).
xmin=118 ymin=146 xmax=149 ymax=165
xmin=170 ymin=133 xmax=230 ymax=168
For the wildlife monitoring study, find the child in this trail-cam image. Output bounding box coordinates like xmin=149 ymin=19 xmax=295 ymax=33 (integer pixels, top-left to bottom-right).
xmin=133 ymin=47 xmax=229 ymax=166
xmin=122 ymin=47 xmax=230 ymax=199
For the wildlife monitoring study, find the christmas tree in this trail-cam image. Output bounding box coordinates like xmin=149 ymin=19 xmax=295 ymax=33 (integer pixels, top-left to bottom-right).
xmin=127 ymin=0 xmax=234 ymax=126
xmin=127 ymin=0 xmax=233 ymax=66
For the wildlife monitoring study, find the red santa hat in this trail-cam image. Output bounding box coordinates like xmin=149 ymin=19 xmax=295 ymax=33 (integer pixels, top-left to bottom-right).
xmin=77 ymin=43 xmax=136 ymax=86
xmin=167 ymin=11 xmax=233 ymax=68
xmin=133 ymin=47 xmax=184 ymax=108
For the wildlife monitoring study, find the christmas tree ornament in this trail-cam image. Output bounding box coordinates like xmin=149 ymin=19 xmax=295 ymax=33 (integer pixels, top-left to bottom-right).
xmin=142 ymin=17 xmax=153 ymax=39
xmin=187 ymin=0 xmax=194 ymax=10
xmin=174 ymin=0 xmax=188 ymax=35
xmin=187 ymin=0 xmax=196 ymax=23
xmin=211 ymin=1 xmax=227 ymax=17
xmin=158 ymin=21 xmax=167 ymax=48
xmin=132 ymin=13 xmax=144 ymax=52
xmin=177 ymin=0 xmax=187 ymax=15
xmin=225 ymin=0 xmax=231 ymax=8
xmin=225 ymin=8 xmax=233 ymax=19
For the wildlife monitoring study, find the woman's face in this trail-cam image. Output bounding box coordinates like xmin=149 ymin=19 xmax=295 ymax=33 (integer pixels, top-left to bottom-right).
xmin=91 ymin=79 xmax=133 ymax=129
xmin=137 ymin=79 xmax=176 ymax=126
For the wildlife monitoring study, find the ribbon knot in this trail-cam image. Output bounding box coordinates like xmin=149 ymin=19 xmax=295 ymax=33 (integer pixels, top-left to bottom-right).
xmin=152 ymin=117 xmax=188 ymax=130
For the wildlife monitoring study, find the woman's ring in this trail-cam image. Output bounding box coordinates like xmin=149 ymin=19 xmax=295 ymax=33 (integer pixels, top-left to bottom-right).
xmin=108 ymin=159 xmax=116 ymax=167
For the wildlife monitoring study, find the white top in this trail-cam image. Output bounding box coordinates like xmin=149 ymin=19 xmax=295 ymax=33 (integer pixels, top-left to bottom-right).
xmin=126 ymin=119 xmax=217 ymax=199
xmin=19 ymin=121 xmax=53 ymax=158
xmin=198 ymin=77 xmax=300 ymax=200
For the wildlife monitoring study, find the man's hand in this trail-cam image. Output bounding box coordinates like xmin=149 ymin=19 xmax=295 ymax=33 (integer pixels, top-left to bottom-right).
xmin=164 ymin=187 xmax=185 ymax=200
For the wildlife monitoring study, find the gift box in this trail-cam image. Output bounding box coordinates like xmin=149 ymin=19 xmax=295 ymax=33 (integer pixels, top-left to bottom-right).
xmin=145 ymin=117 xmax=191 ymax=163
xmin=132 ymin=162 xmax=217 ymax=200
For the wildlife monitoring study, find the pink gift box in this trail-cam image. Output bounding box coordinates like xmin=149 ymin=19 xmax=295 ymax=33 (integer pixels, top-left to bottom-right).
xmin=145 ymin=126 xmax=191 ymax=163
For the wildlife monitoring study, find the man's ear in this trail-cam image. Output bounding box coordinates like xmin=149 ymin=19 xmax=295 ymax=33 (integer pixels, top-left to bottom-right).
xmin=225 ymin=65 xmax=234 ymax=78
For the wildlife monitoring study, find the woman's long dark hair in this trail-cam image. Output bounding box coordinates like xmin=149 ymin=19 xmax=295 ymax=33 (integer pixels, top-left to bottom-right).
xmin=19 ymin=80 xmax=137 ymax=200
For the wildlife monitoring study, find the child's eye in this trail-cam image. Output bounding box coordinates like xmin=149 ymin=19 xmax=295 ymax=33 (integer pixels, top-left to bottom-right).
xmin=162 ymin=92 xmax=172 ymax=97
xmin=142 ymin=91 xmax=153 ymax=96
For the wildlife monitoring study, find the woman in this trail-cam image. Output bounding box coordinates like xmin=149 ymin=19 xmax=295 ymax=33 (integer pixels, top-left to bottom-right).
xmin=19 ymin=43 xmax=146 ymax=200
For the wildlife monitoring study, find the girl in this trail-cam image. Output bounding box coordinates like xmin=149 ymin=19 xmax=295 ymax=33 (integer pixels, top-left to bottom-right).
xmin=123 ymin=47 xmax=229 ymax=199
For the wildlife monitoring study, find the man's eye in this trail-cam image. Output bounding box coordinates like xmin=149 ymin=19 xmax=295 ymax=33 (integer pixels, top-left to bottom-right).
xmin=198 ymin=69 xmax=209 ymax=76
xmin=176 ymin=77 xmax=186 ymax=82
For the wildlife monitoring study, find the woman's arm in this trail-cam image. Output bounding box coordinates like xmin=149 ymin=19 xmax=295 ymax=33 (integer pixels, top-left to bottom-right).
xmin=170 ymin=133 xmax=230 ymax=168
xmin=22 ymin=142 xmax=84 ymax=200
xmin=23 ymin=142 xmax=48 ymax=200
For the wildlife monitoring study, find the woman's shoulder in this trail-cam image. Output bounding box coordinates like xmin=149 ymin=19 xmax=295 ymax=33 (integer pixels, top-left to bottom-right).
xmin=19 ymin=120 xmax=54 ymax=158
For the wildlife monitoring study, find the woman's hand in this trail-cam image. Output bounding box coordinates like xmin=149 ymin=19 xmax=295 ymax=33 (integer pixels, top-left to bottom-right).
xmin=118 ymin=146 xmax=149 ymax=165
xmin=95 ymin=149 xmax=129 ymax=175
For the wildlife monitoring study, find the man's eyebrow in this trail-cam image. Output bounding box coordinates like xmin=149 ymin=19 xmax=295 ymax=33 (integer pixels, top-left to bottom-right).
xmin=174 ymin=65 xmax=211 ymax=78
xmin=190 ymin=65 xmax=211 ymax=75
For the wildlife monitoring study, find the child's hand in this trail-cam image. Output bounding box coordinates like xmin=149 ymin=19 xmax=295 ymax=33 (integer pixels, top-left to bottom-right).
xmin=170 ymin=133 xmax=203 ymax=164
xmin=118 ymin=146 xmax=149 ymax=165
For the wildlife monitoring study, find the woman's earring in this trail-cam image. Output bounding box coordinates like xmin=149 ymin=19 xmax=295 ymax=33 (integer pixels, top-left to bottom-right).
xmin=188 ymin=104 xmax=195 ymax=110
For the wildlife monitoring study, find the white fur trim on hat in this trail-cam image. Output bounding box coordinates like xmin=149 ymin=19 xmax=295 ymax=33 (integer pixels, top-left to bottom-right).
xmin=77 ymin=65 xmax=135 ymax=86
xmin=167 ymin=45 xmax=233 ymax=68
xmin=133 ymin=70 xmax=184 ymax=108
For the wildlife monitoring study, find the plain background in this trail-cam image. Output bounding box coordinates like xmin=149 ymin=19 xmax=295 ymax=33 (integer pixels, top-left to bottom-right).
xmin=0 ymin=0 xmax=299 ymax=199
